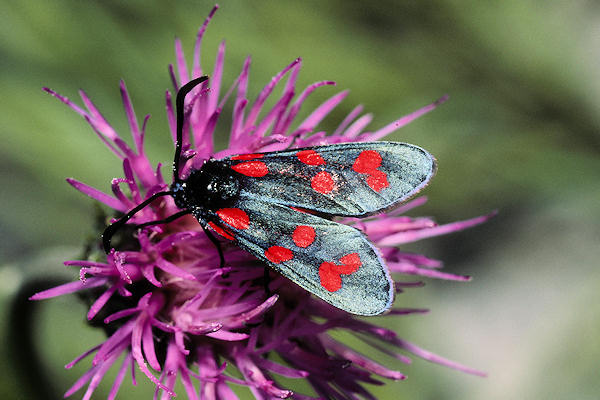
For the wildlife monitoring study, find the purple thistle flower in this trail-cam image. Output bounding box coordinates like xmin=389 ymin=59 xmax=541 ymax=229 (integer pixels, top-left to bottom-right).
xmin=33 ymin=5 xmax=493 ymax=399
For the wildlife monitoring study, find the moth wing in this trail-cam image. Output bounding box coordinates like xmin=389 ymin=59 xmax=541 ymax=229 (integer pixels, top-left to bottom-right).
xmin=223 ymin=141 xmax=435 ymax=217
xmin=208 ymin=200 xmax=394 ymax=316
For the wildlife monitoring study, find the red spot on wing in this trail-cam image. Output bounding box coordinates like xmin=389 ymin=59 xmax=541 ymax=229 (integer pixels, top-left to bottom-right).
xmin=318 ymin=262 xmax=341 ymax=291
xmin=352 ymin=150 xmax=382 ymax=173
xmin=311 ymin=171 xmax=334 ymax=194
xmin=290 ymin=206 xmax=312 ymax=214
xmin=216 ymin=208 xmax=250 ymax=230
xmin=319 ymin=253 xmax=362 ymax=292
xmin=231 ymin=161 xmax=268 ymax=177
xmin=297 ymin=149 xmax=325 ymax=165
xmin=366 ymin=169 xmax=389 ymax=192
xmin=339 ymin=253 xmax=361 ymax=270
xmin=265 ymin=246 xmax=293 ymax=264
xmin=208 ymin=222 xmax=234 ymax=240
xmin=352 ymin=150 xmax=389 ymax=192
xmin=231 ymin=153 xmax=264 ymax=160
xmin=292 ymin=225 xmax=316 ymax=248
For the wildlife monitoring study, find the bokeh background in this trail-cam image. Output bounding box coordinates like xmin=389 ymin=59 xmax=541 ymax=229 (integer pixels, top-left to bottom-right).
xmin=1 ymin=1 xmax=599 ymax=399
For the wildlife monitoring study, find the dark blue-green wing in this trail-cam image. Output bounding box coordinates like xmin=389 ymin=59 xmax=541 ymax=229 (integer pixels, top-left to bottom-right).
xmin=221 ymin=141 xmax=435 ymax=217
xmin=206 ymin=199 xmax=394 ymax=316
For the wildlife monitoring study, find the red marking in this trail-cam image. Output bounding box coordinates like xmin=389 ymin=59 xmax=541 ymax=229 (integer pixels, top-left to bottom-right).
xmin=289 ymin=206 xmax=317 ymax=215
xmin=339 ymin=253 xmax=361 ymax=269
xmin=319 ymin=253 xmax=362 ymax=292
xmin=290 ymin=206 xmax=310 ymax=214
xmin=311 ymin=171 xmax=334 ymax=194
xmin=231 ymin=161 xmax=268 ymax=177
xmin=216 ymin=208 xmax=249 ymax=230
xmin=265 ymin=246 xmax=293 ymax=264
xmin=208 ymin=222 xmax=234 ymax=240
xmin=292 ymin=225 xmax=316 ymax=248
xmin=353 ymin=150 xmax=382 ymax=173
xmin=297 ymin=149 xmax=325 ymax=165
xmin=367 ymin=169 xmax=389 ymax=192
xmin=352 ymin=150 xmax=388 ymax=192
xmin=231 ymin=153 xmax=264 ymax=160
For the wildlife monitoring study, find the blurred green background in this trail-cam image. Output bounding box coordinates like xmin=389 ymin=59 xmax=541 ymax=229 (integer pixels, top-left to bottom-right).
xmin=1 ymin=1 xmax=599 ymax=399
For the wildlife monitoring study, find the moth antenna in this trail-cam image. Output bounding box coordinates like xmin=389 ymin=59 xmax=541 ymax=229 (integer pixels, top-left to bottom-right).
xmin=102 ymin=190 xmax=173 ymax=253
xmin=173 ymin=76 xmax=209 ymax=183
xmin=103 ymin=76 xmax=208 ymax=254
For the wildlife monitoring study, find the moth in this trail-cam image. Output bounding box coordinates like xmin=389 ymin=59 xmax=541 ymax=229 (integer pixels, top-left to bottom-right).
xmin=103 ymin=77 xmax=436 ymax=316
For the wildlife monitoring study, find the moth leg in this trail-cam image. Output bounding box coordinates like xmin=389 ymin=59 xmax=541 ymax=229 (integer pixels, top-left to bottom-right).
xmin=201 ymin=225 xmax=227 ymax=277
xmin=135 ymin=209 xmax=192 ymax=229
xmin=263 ymin=266 xmax=271 ymax=297
xmin=102 ymin=190 xmax=173 ymax=253
xmin=243 ymin=269 xmax=270 ymax=329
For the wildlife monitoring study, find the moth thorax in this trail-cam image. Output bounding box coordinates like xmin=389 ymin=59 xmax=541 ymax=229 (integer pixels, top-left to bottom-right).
xmin=182 ymin=167 xmax=239 ymax=210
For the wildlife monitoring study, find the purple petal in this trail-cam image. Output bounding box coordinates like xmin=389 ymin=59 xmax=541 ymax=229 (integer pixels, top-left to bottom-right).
xmin=108 ymin=353 xmax=132 ymax=400
xmin=394 ymin=338 xmax=487 ymax=377
xmin=342 ymin=113 xmax=373 ymax=138
xmin=154 ymin=258 xmax=197 ymax=281
xmin=277 ymin=80 xmax=336 ymax=134
xmin=143 ymin=322 xmax=161 ymax=371
xmin=119 ymin=80 xmax=143 ymax=154
xmin=192 ymin=4 xmax=219 ymax=78
xmin=206 ymin=330 xmax=249 ymax=341
xmin=157 ymin=350 xmax=179 ymax=400
xmin=379 ymin=211 xmax=497 ymax=246
xmin=186 ymin=322 xmax=223 ymax=336
xmin=368 ymin=95 xmax=449 ymax=140
xmin=332 ymin=104 xmax=363 ymax=136
xmin=121 ymin=158 xmax=141 ymax=202
xmin=78 ymin=90 xmax=123 ymax=143
xmin=82 ymin=115 xmax=124 ymax=158
xmin=294 ymin=90 xmax=348 ymax=134
xmin=195 ymin=107 xmax=219 ymax=156
xmin=64 ymin=364 xmax=99 ymax=397
xmin=43 ymin=87 xmax=87 ymax=117
xmin=66 ymin=178 xmax=126 ymax=212
xmin=179 ymin=366 xmax=200 ymax=400
xmin=165 ymin=91 xmax=177 ymax=143
xmin=168 ymin=64 xmax=178 ymax=90
xmin=322 ymin=336 xmax=406 ymax=380
xmin=87 ymin=284 xmax=118 ymax=320
xmin=230 ymin=57 xmax=251 ymax=142
xmin=174 ymin=38 xmax=189 ymax=85
xmin=104 ymin=304 xmax=140 ymax=324
xmin=396 ymin=252 xmax=442 ymax=268
xmin=29 ymin=277 xmax=107 ymax=300
xmin=388 ymin=196 xmax=428 ymax=215
xmin=389 ymin=261 xmax=471 ymax=281
xmin=111 ymin=178 xmax=135 ymax=208
xmin=254 ymin=357 xmax=309 ymax=378
xmin=65 ymin=344 xmax=101 ymax=369
xmin=226 ymin=295 xmax=279 ymax=328
xmin=388 ymin=308 xmax=430 ymax=315
xmin=243 ymin=58 xmax=301 ymax=132
xmin=254 ymin=91 xmax=295 ymax=137
xmin=93 ymin=320 xmax=134 ymax=366
xmin=208 ymin=40 xmax=226 ymax=115
xmin=140 ymin=264 xmax=162 ymax=287
xmin=82 ymin=352 xmax=121 ymax=400
xmin=130 ymin=317 xmax=173 ymax=394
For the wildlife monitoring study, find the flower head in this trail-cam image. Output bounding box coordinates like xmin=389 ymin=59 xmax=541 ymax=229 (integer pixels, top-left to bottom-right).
xmin=33 ymin=5 xmax=492 ymax=399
